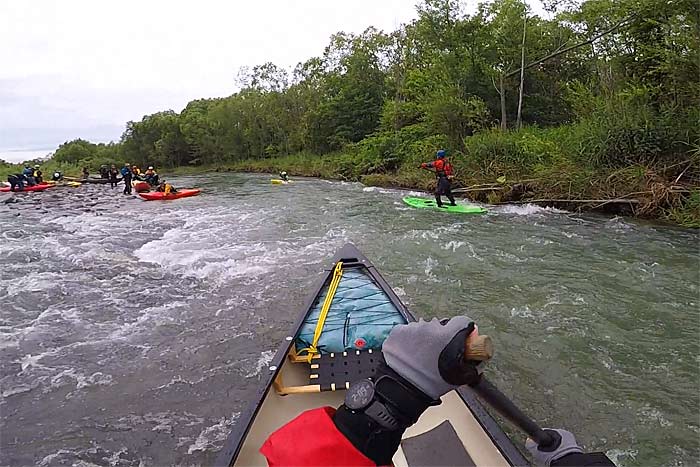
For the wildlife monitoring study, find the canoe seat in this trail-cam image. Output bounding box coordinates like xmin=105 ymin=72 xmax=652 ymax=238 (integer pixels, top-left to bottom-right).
xmin=275 ymin=349 xmax=380 ymax=395
xmin=399 ymin=420 xmax=475 ymax=467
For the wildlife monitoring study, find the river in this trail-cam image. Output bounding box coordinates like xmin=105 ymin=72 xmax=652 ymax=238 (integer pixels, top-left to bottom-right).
xmin=1 ymin=173 xmax=698 ymax=466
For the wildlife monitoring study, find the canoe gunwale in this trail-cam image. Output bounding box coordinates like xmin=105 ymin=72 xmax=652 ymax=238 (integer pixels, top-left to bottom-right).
xmin=455 ymin=386 xmax=530 ymax=466
xmin=214 ymin=243 xmax=528 ymax=467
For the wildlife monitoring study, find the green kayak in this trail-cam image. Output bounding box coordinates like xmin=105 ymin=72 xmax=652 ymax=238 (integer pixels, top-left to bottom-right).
xmin=403 ymin=196 xmax=487 ymax=214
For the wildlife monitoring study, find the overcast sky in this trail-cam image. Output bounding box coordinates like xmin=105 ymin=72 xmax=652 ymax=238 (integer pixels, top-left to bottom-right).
xmin=1 ymin=0 xmax=546 ymax=161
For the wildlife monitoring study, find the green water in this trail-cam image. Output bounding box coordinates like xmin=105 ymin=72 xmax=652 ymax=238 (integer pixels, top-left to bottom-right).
xmin=1 ymin=173 xmax=697 ymax=465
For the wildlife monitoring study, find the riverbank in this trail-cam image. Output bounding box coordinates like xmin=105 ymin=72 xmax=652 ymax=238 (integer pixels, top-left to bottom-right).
xmin=171 ymin=152 xmax=700 ymax=228
xmin=3 ymin=149 xmax=697 ymax=227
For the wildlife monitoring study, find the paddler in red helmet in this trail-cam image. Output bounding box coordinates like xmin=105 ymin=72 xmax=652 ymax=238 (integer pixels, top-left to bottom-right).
xmin=419 ymin=149 xmax=456 ymax=208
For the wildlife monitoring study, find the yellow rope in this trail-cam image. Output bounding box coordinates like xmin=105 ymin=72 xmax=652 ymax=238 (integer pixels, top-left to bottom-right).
xmin=300 ymin=261 xmax=343 ymax=363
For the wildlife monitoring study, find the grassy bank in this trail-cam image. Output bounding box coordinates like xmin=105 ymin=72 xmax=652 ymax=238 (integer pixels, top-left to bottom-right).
xmin=215 ymin=128 xmax=699 ymax=227
xmin=4 ymin=151 xmax=697 ymax=227
xmin=4 ymin=121 xmax=697 ymax=227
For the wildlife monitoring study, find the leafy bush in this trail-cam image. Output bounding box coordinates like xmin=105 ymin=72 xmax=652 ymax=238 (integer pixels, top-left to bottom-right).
xmin=462 ymin=127 xmax=566 ymax=177
xmin=565 ymin=85 xmax=690 ymax=168
xmin=350 ymin=124 xmax=448 ymax=176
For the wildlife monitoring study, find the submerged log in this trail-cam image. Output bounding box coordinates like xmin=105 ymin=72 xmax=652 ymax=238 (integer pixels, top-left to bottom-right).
xmin=499 ymin=198 xmax=641 ymax=216
xmin=505 ymin=198 xmax=640 ymax=204
xmin=453 ymin=187 xmax=503 ymax=193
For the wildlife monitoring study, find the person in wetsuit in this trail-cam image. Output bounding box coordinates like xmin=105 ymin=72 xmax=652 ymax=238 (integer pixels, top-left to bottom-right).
xmin=279 ymin=171 xmax=289 ymax=182
xmin=131 ymin=165 xmax=142 ymax=180
xmin=33 ymin=165 xmax=43 ymax=184
xmin=22 ymin=165 xmax=36 ymax=186
xmin=7 ymin=174 xmax=27 ymax=191
xmin=156 ymin=181 xmax=177 ymax=195
xmin=82 ymin=167 xmax=90 ymax=179
xmin=120 ymin=163 xmax=132 ymax=195
xmin=420 ymin=149 xmax=456 ymax=208
xmin=109 ymin=164 xmax=119 ymax=188
xmin=144 ymin=166 xmax=159 ymax=186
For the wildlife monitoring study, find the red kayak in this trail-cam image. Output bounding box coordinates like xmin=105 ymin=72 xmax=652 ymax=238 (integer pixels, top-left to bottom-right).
xmin=139 ymin=188 xmax=201 ymax=201
xmin=0 ymin=183 xmax=53 ymax=193
xmin=133 ymin=181 xmax=150 ymax=193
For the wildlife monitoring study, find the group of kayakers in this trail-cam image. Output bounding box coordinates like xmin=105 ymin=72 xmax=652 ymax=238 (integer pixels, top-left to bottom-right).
xmin=118 ymin=164 xmax=161 ymax=194
xmin=119 ymin=163 xmax=176 ymax=195
xmin=6 ymin=164 xmax=44 ymax=191
xmin=6 ymin=148 xmax=453 ymax=200
xmin=5 ymin=162 xmax=179 ymax=195
xmin=7 ymin=149 xmax=449 ymax=196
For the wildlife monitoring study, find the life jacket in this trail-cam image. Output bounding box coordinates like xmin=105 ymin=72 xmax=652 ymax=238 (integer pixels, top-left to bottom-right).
xmin=260 ymin=407 xmax=375 ymax=467
xmin=434 ymin=158 xmax=453 ymax=178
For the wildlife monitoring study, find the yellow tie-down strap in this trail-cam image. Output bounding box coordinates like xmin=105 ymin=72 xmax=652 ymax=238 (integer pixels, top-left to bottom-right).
xmin=299 ymin=261 xmax=343 ymax=363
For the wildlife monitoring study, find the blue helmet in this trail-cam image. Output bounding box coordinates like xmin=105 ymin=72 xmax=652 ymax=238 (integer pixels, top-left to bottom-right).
xmin=436 ymin=149 xmax=446 ymax=159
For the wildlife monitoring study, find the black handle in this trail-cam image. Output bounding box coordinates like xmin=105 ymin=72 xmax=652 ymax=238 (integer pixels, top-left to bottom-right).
xmin=471 ymin=377 xmax=559 ymax=449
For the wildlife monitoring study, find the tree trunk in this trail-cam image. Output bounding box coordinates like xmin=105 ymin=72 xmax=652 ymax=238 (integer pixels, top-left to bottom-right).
xmin=516 ymin=17 xmax=527 ymax=129
xmin=505 ymin=15 xmax=635 ymax=79
xmin=499 ymin=74 xmax=507 ymax=130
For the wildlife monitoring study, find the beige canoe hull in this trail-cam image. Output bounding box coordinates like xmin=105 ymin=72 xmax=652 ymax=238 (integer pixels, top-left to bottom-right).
xmin=234 ymin=350 xmax=514 ymax=466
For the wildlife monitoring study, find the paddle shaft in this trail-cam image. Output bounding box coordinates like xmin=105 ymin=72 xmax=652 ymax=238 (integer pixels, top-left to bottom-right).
xmin=471 ymin=377 xmax=557 ymax=448
xmin=463 ymin=333 xmax=557 ymax=449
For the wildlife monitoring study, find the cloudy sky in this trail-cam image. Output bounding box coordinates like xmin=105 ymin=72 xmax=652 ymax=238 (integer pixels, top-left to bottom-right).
xmin=1 ymin=0 xmax=546 ymax=161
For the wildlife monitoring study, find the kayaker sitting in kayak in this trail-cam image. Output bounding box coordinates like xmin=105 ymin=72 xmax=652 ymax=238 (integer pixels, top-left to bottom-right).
xmin=279 ymin=171 xmax=289 ymax=182
xmin=52 ymin=171 xmax=63 ymax=181
xmin=156 ymin=181 xmax=177 ymax=195
xmin=22 ymin=165 xmax=36 ymax=186
xmin=419 ymin=149 xmax=456 ymax=208
xmin=144 ymin=166 xmax=159 ymax=186
xmin=261 ymin=317 xmax=616 ymax=467
xmin=131 ymin=165 xmax=142 ymax=180
xmin=33 ymin=165 xmax=43 ymax=184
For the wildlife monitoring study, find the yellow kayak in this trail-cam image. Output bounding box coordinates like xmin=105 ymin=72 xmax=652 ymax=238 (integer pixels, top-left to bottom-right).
xmin=45 ymin=180 xmax=81 ymax=187
xmin=271 ymin=179 xmax=291 ymax=185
